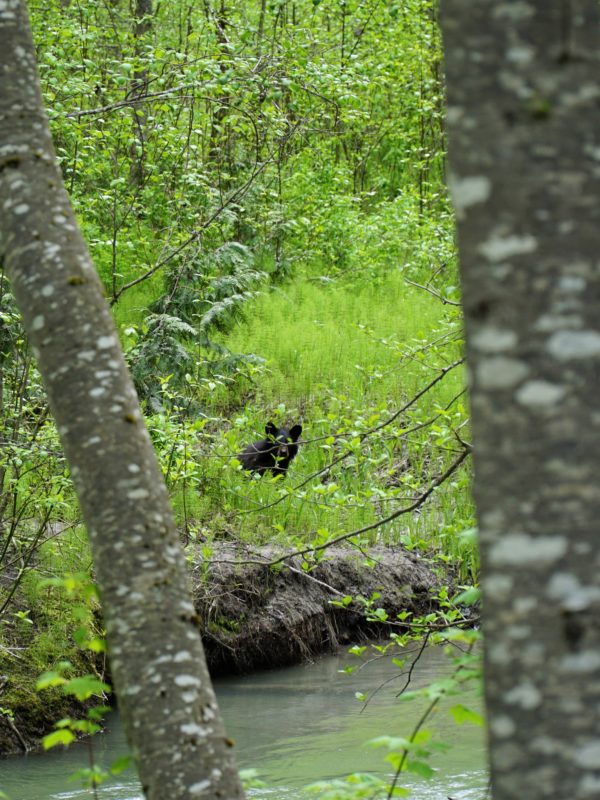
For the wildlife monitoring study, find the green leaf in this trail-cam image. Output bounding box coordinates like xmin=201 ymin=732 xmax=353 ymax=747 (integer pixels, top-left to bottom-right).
xmin=43 ymin=729 xmax=76 ymax=749
xmin=87 ymin=705 xmax=111 ymax=721
xmin=68 ymin=765 xmax=109 ymax=787
xmin=110 ymin=755 xmax=133 ymax=775
xmin=239 ymin=768 xmax=266 ymax=789
xmin=454 ymin=586 xmax=480 ymax=605
xmin=86 ymin=636 xmax=107 ymax=654
xmin=63 ymin=675 xmax=110 ymax=702
xmin=369 ymin=735 xmax=411 ymax=750
xmin=459 ymin=527 xmax=478 ymax=544
xmin=450 ymin=704 xmax=485 ymax=727
xmin=405 ymin=758 xmax=435 ymax=778
xmin=348 ymin=644 xmax=366 ymax=655
xmin=36 ymin=671 xmax=67 ymax=691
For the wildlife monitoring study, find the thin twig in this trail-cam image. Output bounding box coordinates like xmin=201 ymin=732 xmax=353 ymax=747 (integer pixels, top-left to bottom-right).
xmin=405 ymin=277 xmax=461 ymax=306
xmin=285 ymin=563 xmax=345 ymax=596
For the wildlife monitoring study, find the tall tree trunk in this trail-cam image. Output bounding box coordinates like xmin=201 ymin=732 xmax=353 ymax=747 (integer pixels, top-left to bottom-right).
xmin=129 ymin=0 xmax=153 ymax=186
xmin=440 ymin=2 xmax=600 ymax=798
xmin=205 ymin=0 xmax=232 ymax=171
xmin=0 ymin=4 xmax=245 ymax=799
xmin=256 ymin=0 xmax=267 ymax=56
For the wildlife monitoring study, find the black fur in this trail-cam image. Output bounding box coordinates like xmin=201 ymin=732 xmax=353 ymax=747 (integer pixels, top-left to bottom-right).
xmin=238 ymin=422 xmax=303 ymax=477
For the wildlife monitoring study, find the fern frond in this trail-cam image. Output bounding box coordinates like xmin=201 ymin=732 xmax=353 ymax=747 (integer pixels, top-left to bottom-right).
xmin=198 ymin=291 xmax=262 ymax=331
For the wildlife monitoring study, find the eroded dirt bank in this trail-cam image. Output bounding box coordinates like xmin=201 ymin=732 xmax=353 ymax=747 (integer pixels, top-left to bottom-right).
xmin=195 ymin=544 xmax=445 ymax=674
xmin=0 ymin=544 xmax=445 ymax=756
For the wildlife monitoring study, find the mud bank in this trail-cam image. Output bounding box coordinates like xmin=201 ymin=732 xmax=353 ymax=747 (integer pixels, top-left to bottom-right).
xmin=195 ymin=544 xmax=445 ymax=674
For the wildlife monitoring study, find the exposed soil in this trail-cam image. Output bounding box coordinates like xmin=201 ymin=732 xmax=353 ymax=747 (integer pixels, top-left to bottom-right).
xmin=0 ymin=543 xmax=446 ymax=756
xmin=194 ymin=543 xmax=445 ymax=674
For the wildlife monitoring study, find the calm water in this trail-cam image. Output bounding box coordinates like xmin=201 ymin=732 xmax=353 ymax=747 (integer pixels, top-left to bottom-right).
xmin=0 ymin=646 xmax=488 ymax=799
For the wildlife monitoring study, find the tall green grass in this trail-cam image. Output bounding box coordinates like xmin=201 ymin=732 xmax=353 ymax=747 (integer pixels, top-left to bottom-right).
xmin=222 ymin=270 xmax=463 ymax=409
xmin=157 ymin=266 xmax=475 ymax=579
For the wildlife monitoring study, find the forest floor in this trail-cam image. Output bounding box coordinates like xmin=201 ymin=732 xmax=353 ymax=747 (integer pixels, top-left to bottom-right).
xmin=0 ymin=543 xmax=446 ymax=756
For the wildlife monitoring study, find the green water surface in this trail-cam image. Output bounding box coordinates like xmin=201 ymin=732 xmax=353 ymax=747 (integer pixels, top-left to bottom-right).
xmin=1 ymin=645 xmax=487 ymax=799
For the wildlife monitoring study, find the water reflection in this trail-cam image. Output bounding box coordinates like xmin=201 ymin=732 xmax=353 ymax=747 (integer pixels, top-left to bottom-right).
xmin=0 ymin=646 xmax=488 ymax=799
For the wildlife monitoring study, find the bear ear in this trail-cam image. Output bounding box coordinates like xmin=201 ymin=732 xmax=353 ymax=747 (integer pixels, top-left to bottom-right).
xmin=290 ymin=424 xmax=303 ymax=441
xmin=265 ymin=421 xmax=278 ymax=438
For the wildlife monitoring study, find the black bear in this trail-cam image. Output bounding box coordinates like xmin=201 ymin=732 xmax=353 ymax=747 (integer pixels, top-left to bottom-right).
xmin=238 ymin=422 xmax=303 ymax=477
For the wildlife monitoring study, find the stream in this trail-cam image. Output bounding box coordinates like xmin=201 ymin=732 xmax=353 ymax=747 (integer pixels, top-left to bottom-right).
xmin=1 ymin=645 xmax=488 ymax=799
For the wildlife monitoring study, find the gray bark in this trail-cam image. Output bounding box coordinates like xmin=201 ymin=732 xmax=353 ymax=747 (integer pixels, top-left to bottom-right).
xmin=440 ymin=1 xmax=600 ymax=798
xmin=0 ymin=3 xmax=245 ymax=798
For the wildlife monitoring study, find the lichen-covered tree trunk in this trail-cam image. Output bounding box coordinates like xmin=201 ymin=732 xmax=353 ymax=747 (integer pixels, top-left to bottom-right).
xmin=0 ymin=4 xmax=245 ymax=799
xmin=440 ymin=2 xmax=600 ymax=798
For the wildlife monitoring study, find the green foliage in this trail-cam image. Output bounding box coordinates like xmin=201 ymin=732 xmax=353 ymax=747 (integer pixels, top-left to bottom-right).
xmin=30 ymin=576 xmax=125 ymax=792
xmin=28 ymin=0 xmax=450 ymax=319
xmin=450 ymin=703 xmax=485 ymax=727
xmin=17 ymin=0 xmax=471 ymax=570
xmin=37 ymin=660 xmax=110 ymax=752
xmin=146 ymin=279 xmax=472 ymax=571
xmin=125 ymin=242 xmax=267 ymax=409
xmin=0 ymin=539 xmax=107 ymax=768
xmin=0 ymin=0 xmax=482 ymax=788
xmin=240 ymin=768 xmax=267 ymax=791
xmin=308 ymin=772 xmax=410 ymax=799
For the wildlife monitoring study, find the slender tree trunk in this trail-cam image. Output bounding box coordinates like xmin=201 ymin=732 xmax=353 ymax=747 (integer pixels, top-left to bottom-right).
xmin=129 ymin=0 xmax=153 ymax=186
xmin=0 ymin=4 xmax=245 ymax=799
xmin=440 ymin=2 xmax=600 ymax=798
xmin=206 ymin=0 xmax=232 ymax=171
xmin=256 ymin=0 xmax=267 ymax=56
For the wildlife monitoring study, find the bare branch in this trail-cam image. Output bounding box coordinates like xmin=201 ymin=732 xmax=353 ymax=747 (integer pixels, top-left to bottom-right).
xmin=405 ymin=277 xmax=461 ymax=306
